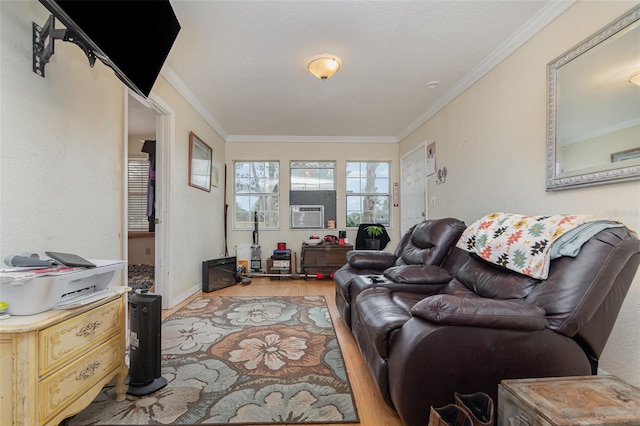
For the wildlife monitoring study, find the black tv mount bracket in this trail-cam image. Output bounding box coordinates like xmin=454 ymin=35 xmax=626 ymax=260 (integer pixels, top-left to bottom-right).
xmin=33 ymin=14 xmax=97 ymax=77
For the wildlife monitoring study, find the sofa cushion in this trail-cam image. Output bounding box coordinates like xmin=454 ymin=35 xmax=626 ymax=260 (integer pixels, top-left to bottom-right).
xmin=383 ymin=264 xmax=452 ymax=284
xmin=456 ymin=255 xmax=539 ymax=300
xmin=354 ymin=287 xmax=413 ymax=359
xmin=400 ymin=244 xmax=435 ymax=265
xmin=391 ymin=292 xmax=429 ymax=313
xmin=441 ymin=279 xmax=481 ymax=298
xmin=398 ymin=219 xmax=467 ymax=266
xmin=411 ymin=294 xmax=549 ymax=331
xmin=347 ymin=250 xmax=397 ymax=270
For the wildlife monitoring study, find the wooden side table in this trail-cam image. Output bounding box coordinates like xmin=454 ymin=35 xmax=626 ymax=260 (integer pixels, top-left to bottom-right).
xmin=301 ymin=243 xmax=353 ymax=278
xmin=498 ymin=375 xmax=640 ymax=425
xmin=0 ymin=289 xmax=129 ymax=426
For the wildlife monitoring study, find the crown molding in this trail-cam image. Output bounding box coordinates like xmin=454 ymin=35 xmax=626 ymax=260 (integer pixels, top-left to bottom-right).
xmin=160 ymin=65 xmax=228 ymax=140
xmin=396 ymin=0 xmax=576 ymax=142
xmin=225 ymin=135 xmax=398 ymax=143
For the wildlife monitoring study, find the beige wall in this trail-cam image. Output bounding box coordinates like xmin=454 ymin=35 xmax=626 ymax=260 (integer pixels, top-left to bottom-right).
xmin=1 ymin=1 xmax=124 ymax=261
xmin=399 ymin=0 xmax=640 ymax=386
xmin=0 ymin=2 xmax=227 ymax=309
xmin=225 ymin=142 xmax=400 ymax=271
xmin=150 ymin=76 xmax=227 ymax=304
xmin=128 ymin=236 xmax=155 ymax=265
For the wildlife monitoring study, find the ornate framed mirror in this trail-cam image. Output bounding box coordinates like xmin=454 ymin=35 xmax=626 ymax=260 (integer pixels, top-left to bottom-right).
xmin=546 ymin=5 xmax=640 ymax=190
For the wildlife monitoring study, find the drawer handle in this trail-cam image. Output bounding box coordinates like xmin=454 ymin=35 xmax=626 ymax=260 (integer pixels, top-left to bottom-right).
xmin=77 ymin=361 xmax=102 ymax=380
xmin=77 ymin=320 xmax=103 ymax=337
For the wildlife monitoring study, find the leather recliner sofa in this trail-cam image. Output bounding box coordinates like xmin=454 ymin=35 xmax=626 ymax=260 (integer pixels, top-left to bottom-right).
xmin=334 ymin=217 xmax=467 ymax=330
xmin=336 ymin=216 xmax=640 ymax=426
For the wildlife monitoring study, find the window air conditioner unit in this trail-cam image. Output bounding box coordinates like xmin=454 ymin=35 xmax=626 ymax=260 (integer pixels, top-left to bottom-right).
xmin=290 ymin=205 xmax=324 ymax=229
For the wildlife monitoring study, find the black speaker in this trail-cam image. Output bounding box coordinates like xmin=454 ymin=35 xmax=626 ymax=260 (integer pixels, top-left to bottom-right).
xmin=127 ymin=289 xmax=167 ymax=395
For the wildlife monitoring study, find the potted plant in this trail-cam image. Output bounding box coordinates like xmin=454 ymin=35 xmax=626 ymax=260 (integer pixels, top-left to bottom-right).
xmin=364 ymin=225 xmax=384 ymax=250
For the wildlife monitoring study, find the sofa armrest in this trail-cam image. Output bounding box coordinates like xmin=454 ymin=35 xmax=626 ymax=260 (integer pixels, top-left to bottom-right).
xmin=411 ymin=294 xmax=549 ymax=331
xmin=383 ymin=264 xmax=452 ymax=284
xmin=346 ymin=250 xmax=397 ymax=270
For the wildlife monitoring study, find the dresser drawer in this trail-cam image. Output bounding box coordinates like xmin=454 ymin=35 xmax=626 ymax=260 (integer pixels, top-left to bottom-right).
xmin=39 ymin=298 xmax=124 ymax=375
xmin=39 ymin=334 xmax=124 ymax=424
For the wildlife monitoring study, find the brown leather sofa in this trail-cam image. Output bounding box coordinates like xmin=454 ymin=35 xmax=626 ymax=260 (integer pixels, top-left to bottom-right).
xmin=337 ymin=222 xmax=640 ymax=426
xmin=334 ymin=218 xmax=467 ymax=329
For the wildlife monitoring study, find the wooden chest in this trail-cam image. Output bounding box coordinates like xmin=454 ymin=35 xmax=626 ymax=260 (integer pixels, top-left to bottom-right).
xmin=498 ymin=376 xmax=640 ymax=425
xmin=301 ymin=243 xmax=353 ymax=277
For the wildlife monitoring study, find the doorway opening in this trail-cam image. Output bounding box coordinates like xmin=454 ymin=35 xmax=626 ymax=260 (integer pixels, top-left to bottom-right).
xmin=126 ymin=94 xmax=157 ymax=292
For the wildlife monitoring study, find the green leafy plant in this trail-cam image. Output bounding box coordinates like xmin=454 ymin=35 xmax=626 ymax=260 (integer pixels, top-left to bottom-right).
xmin=365 ymin=225 xmax=384 ymax=239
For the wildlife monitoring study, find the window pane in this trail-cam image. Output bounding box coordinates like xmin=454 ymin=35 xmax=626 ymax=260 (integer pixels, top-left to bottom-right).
xmin=234 ymin=161 xmax=279 ymax=229
xmin=345 ymin=161 xmax=390 ymax=227
xmin=291 ymin=161 xmax=334 ymax=169
xmin=290 ymin=160 xmax=335 ymax=190
xmin=346 ymin=176 xmax=361 ymax=193
xmin=346 ymin=195 xmax=390 ymax=226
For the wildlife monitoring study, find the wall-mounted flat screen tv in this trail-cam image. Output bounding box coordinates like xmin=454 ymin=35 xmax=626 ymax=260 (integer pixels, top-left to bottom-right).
xmin=38 ymin=0 xmax=180 ymax=98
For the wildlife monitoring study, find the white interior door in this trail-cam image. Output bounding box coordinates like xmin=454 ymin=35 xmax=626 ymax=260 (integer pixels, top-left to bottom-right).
xmin=400 ymin=142 xmax=427 ymax=235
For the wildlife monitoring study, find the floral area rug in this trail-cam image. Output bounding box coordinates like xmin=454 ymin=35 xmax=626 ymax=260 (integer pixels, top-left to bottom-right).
xmin=69 ymin=295 xmax=359 ymax=425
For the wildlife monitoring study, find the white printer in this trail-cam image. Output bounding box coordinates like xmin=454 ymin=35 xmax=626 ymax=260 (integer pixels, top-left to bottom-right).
xmin=0 ymin=259 xmax=125 ymax=316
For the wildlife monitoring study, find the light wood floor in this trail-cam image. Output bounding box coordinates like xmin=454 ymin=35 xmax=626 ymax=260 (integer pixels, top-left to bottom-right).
xmin=162 ymin=277 xmax=404 ymax=426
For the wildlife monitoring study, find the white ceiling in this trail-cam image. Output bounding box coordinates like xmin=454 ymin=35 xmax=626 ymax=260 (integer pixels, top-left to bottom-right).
xmin=145 ymin=1 xmax=577 ymax=142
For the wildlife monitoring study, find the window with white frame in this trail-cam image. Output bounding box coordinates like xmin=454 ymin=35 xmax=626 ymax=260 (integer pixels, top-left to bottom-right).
xmin=346 ymin=161 xmax=390 ymax=227
xmin=234 ymin=161 xmax=280 ymax=229
xmin=290 ymin=161 xmax=335 ymax=190
xmin=128 ymin=158 xmax=150 ymax=231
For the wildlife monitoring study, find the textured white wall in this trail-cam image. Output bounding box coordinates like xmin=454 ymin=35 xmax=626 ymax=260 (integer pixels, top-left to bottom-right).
xmin=0 ymin=2 xmax=227 ymax=310
xmin=399 ymin=0 xmax=640 ymax=386
xmin=1 ymin=1 xmax=124 ymax=261
xmin=151 ymin=76 xmax=227 ymax=305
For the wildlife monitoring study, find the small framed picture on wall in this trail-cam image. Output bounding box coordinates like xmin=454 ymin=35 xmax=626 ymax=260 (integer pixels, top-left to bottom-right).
xmin=211 ymin=164 xmax=220 ymax=187
xmin=188 ymin=131 xmax=212 ymax=192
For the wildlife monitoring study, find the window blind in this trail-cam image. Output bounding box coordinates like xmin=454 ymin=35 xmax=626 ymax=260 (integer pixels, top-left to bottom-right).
xmin=128 ymin=158 xmax=150 ymax=231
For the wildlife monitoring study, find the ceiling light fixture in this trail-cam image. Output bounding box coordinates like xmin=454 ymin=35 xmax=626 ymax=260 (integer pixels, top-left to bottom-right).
xmin=630 ymin=72 xmax=640 ymax=86
xmin=307 ymin=54 xmax=342 ymax=80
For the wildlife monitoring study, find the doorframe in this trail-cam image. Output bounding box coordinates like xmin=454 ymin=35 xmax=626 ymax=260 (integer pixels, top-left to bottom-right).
xmin=123 ymin=88 xmax=175 ymax=308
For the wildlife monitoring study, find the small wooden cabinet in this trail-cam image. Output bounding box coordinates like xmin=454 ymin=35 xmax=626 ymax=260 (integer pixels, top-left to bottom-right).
xmin=498 ymin=376 xmax=640 ymax=425
xmin=0 ymin=288 xmax=129 ymax=426
xmin=301 ymin=243 xmax=353 ymax=277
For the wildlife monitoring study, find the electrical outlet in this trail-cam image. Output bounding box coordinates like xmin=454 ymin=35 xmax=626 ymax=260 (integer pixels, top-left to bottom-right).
xmin=146 ymin=248 xmax=151 ymax=255
xmin=430 ymin=197 xmax=436 ymax=206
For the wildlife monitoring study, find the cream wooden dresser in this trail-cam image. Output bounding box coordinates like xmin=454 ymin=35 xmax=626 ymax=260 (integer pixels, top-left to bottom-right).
xmin=0 ymin=288 xmax=129 ymax=426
